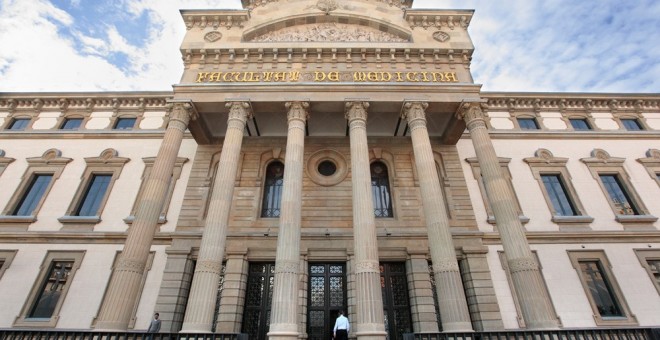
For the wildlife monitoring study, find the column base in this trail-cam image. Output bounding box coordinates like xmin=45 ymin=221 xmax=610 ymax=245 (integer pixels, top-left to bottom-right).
xmin=267 ymin=331 xmax=299 ymax=340
xmin=440 ymin=321 xmax=474 ymax=333
xmin=354 ymin=330 xmax=387 ymax=340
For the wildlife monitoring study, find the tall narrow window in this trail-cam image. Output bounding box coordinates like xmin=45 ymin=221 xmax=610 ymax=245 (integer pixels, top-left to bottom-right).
xmin=14 ymin=251 xmax=85 ymax=328
xmin=76 ymin=174 xmax=112 ymax=216
xmin=261 ymin=161 xmax=284 ymax=218
xmin=29 ymin=261 xmax=74 ymax=318
xmin=568 ymin=250 xmax=636 ymax=326
xmin=599 ymin=174 xmax=638 ymax=215
xmin=371 ymin=161 xmax=393 ymax=218
xmin=541 ymin=174 xmax=577 ymax=216
xmin=635 ymin=250 xmax=660 ymax=295
xmin=579 ymin=260 xmax=623 ymax=317
xmin=13 ymin=174 xmax=53 ymax=216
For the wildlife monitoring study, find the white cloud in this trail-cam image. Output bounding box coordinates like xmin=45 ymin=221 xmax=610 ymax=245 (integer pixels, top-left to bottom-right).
xmin=0 ymin=0 xmax=658 ymax=93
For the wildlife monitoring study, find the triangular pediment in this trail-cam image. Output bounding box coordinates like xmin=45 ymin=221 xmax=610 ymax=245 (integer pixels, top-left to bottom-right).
xmin=243 ymin=14 xmax=411 ymax=42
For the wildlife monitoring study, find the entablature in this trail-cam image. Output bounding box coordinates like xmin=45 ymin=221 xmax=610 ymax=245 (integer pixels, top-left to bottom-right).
xmin=403 ymin=9 xmax=473 ymax=30
xmin=482 ymin=93 xmax=660 ymax=114
xmin=181 ymin=10 xmax=251 ymax=30
xmin=0 ymin=93 xmax=172 ymax=114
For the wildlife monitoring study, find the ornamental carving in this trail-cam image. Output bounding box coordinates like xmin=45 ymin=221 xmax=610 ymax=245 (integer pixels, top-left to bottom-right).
xmin=432 ymin=31 xmax=450 ymax=42
xmin=402 ymin=101 xmax=428 ymax=122
xmin=354 ymin=260 xmax=380 ymax=274
xmin=204 ymin=31 xmax=223 ymax=42
xmin=316 ymin=0 xmax=338 ymax=13
xmin=285 ymin=101 xmax=310 ymax=122
xmin=345 ymin=101 xmax=369 ymax=121
xmin=196 ymin=260 xmax=223 ymax=275
xmin=508 ymin=257 xmax=538 ymax=274
xmin=117 ymin=258 xmax=146 ymax=274
xmin=432 ymin=259 xmax=459 ymax=273
xmin=274 ymin=261 xmax=300 ymax=274
xmin=251 ymin=23 xmax=408 ymax=42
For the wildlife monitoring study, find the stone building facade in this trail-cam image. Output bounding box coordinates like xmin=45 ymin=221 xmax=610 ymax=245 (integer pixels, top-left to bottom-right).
xmin=0 ymin=1 xmax=659 ymax=339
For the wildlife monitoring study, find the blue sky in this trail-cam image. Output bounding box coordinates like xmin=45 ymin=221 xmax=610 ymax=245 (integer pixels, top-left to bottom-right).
xmin=0 ymin=0 xmax=658 ymax=93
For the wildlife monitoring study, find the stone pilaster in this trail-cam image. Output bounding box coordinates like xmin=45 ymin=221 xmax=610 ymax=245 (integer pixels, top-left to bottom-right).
xmin=456 ymin=101 xmax=559 ymax=330
xmin=95 ymin=102 xmax=194 ymax=331
xmin=268 ymin=102 xmax=309 ymax=340
xmin=181 ymin=101 xmax=252 ymax=333
xmin=407 ymin=255 xmax=440 ymax=333
xmin=345 ymin=101 xmax=387 ymax=340
xmin=402 ymin=102 xmax=473 ymax=332
xmin=215 ymin=251 xmax=248 ymax=333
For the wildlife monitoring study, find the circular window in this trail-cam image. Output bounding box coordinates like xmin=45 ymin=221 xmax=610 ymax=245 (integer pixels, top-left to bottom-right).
xmin=318 ymin=160 xmax=337 ymax=176
xmin=307 ymin=149 xmax=348 ymax=186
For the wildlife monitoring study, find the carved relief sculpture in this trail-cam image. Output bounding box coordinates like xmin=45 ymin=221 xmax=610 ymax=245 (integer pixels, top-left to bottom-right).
xmin=250 ymin=23 xmax=408 ymax=42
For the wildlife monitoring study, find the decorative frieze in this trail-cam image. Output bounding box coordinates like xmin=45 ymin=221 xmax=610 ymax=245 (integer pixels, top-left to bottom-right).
xmin=404 ymin=11 xmax=472 ymax=30
xmin=240 ymin=0 xmax=413 ymax=10
xmin=0 ymin=95 xmax=170 ymax=113
xmin=182 ymin=11 xmax=250 ymax=30
xmin=484 ymin=95 xmax=660 ymax=114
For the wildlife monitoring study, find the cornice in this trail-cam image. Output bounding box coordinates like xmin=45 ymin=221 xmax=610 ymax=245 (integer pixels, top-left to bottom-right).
xmin=481 ymin=230 xmax=660 ymax=245
xmin=240 ymin=0 xmax=414 ymax=11
xmin=180 ymin=46 xmax=472 ymax=69
xmin=0 ymin=93 xmax=173 ymax=114
xmin=482 ymin=93 xmax=660 ymax=113
xmin=180 ymin=9 xmax=251 ymax=30
xmin=460 ymin=130 xmax=660 ymax=140
xmin=403 ymin=9 xmax=474 ymax=30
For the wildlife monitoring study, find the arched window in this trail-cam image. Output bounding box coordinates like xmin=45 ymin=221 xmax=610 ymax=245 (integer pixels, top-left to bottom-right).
xmin=261 ymin=161 xmax=284 ymax=217
xmin=371 ymin=161 xmax=393 ymax=218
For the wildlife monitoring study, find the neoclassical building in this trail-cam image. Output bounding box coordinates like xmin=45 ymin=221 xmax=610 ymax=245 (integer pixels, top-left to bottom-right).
xmin=0 ymin=1 xmax=659 ymax=339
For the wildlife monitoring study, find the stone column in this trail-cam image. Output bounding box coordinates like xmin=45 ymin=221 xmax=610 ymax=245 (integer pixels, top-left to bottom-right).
xmin=456 ymin=101 xmax=559 ymax=329
xmin=345 ymin=101 xmax=387 ymax=340
xmin=96 ymin=102 xmax=194 ymax=331
xmin=268 ymin=102 xmax=309 ymax=340
xmin=181 ymin=101 xmax=252 ymax=333
xmin=402 ymin=102 xmax=473 ymax=332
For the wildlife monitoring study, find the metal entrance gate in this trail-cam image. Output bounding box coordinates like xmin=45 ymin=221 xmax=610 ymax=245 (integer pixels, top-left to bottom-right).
xmin=241 ymin=263 xmax=275 ymax=340
xmin=381 ymin=262 xmax=413 ymax=340
xmin=307 ymin=264 xmax=347 ymax=340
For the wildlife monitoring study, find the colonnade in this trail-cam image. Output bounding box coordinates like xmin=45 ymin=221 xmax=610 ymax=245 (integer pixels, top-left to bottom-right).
xmin=95 ymin=99 xmax=559 ymax=336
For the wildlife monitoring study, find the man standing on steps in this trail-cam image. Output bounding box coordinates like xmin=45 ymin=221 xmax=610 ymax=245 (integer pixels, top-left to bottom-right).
xmin=333 ymin=310 xmax=350 ymax=340
xmin=147 ymin=312 xmax=161 ymax=339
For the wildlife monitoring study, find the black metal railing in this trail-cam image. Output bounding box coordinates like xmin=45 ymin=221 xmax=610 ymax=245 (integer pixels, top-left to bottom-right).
xmin=2 ymin=328 xmax=659 ymax=340
xmin=410 ymin=327 xmax=660 ymax=340
xmin=0 ymin=331 xmax=246 ymax=340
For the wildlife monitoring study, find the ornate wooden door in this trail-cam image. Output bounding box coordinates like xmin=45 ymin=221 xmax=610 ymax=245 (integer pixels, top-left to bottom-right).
xmin=307 ymin=263 xmax=347 ymax=340
xmin=380 ymin=263 xmax=413 ymax=340
xmin=241 ymin=263 xmax=275 ymax=340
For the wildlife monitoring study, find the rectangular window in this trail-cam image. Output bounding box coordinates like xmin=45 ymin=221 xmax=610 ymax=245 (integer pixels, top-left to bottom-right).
xmin=570 ymin=118 xmax=591 ymax=131
xmin=28 ymin=261 xmax=74 ymax=318
xmin=579 ymin=260 xmax=623 ymax=317
xmin=656 ymin=173 xmax=660 ymax=182
xmin=113 ymin=117 xmax=136 ymax=130
xmin=621 ymin=119 xmax=643 ymax=131
xmin=60 ymin=118 xmax=83 ymax=130
xmin=13 ymin=174 xmax=53 ymax=216
xmin=76 ymin=174 xmax=112 ymax=216
xmin=599 ymin=174 xmax=639 ymax=215
xmin=7 ymin=118 xmax=30 ymax=130
xmin=541 ymin=174 xmax=577 ymax=216
xmin=517 ymin=117 xmax=539 ymax=130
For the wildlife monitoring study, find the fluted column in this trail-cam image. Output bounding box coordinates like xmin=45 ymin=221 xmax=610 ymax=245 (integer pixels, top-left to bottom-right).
xmin=268 ymin=102 xmax=309 ymax=340
xmin=456 ymin=101 xmax=559 ymax=329
xmin=96 ymin=102 xmax=194 ymax=331
xmin=402 ymin=102 xmax=473 ymax=332
xmin=181 ymin=101 xmax=252 ymax=333
xmin=345 ymin=101 xmax=387 ymax=340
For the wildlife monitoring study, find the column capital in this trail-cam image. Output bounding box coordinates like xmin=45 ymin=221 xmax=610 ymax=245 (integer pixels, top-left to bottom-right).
xmin=344 ymin=101 xmax=369 ymax=122
xmin=285 ymin=101 xmax=310 ymax=123
xmin=225 ymin=101 xmax=253 ymax=121
xmin=455 ymin=100 xmax=488 ymax=125
xmin=402 ymin=101 xmax=429 ymax=124
xmin=167 ymin=101 xmax=197 ymax=127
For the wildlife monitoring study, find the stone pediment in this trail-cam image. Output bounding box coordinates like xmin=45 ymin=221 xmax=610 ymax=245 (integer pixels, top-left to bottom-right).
xmin=249 ymin=22 xmax=408 ymax=42
xmin=244 ymin=15 xmax=411 ymax=43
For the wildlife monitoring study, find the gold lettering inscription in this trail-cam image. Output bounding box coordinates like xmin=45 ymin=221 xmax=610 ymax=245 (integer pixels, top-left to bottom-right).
xmin=194 ymin=71 xmax=460 ymax=83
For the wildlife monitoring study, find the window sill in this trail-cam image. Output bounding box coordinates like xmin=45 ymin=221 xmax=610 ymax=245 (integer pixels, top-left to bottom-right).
xmin=14 ymin=315 xmax=59 ymax=328
xmin=552 ymin=215 xmax=594 ymax=224
xmin=615 ymin=214 xmax=658 ymax=223
xmin=123 ymin=215 xmax=166 ymax=225
xmin=593 ymin=314 xmax=638 ymax=327
xmin=58 ymin=215 xmax=101 ymax=224
xmin=0 ymin=215 xmax=36 ymax=223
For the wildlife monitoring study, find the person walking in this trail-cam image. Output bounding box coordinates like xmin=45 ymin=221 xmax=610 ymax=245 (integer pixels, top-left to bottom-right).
xmin=333 ymin=310 xmax=350 ymax=340
xmin=147 ymin=312 xmax=161 ymax=339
